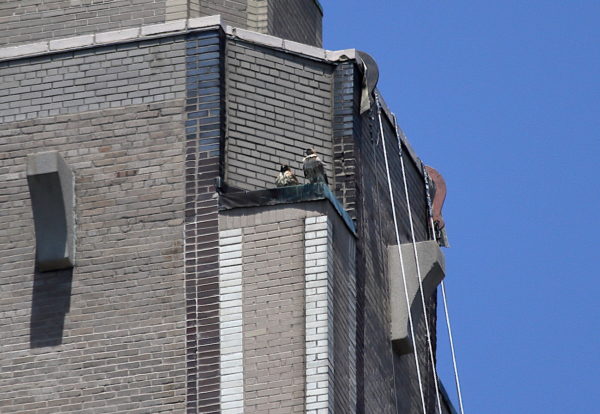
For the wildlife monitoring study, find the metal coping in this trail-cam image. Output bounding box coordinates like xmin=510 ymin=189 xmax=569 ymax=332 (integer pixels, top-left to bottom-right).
xmin=218 ymin=183 xmax=357 ymax=236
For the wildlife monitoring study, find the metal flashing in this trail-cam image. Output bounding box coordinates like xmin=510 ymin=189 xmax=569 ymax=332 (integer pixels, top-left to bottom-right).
xmin=326 ymin=48 xmax=356 ymax=61
xmin=376 ymin=90 xmax=424 ymax=177
xmin=312 ymin=0 xmax=324 ymax=16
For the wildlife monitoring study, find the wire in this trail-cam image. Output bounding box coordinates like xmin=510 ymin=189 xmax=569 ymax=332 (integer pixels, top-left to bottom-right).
xmin=418 ymin=132 xmax=466 ymax=414
xmin=441 ymin=281 xmax=465 ymax=414
xmin=392 ymin=121 xmax=443 ymax=414
xmin=374 ymin=93 xmax=427 ymax=414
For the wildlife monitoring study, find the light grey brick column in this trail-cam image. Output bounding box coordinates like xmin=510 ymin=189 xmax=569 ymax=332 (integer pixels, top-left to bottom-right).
xmin=219 ymin=228 xmax=244 ymax=413
xmin=304 ymin=216 xmax=333 ymax=413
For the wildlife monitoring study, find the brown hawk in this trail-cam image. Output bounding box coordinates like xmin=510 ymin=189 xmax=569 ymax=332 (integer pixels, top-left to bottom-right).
xmin=275 ymin=165 xmax=300 ymax=187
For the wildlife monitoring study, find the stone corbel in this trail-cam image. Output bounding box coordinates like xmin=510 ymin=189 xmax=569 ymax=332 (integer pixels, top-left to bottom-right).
xmin=27 ymin=151 xmax=75 ymax=271
xmin=388 ymin=241 xmax=445 ymax=354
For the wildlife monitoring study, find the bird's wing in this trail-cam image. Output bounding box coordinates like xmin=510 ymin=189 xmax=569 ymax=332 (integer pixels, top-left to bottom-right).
xmin=303 ymin=157 xmax=314 ymax=181
xmin=286 ymin=170 xmax=299 ymax=185
xmin=275 ymin=172 xmax=285 ymax=187
xmin=316 ymin=156 xmax=328 ymax=185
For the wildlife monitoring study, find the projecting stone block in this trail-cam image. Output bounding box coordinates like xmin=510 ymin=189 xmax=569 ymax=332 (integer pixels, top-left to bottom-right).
xmin=95 ymin=28 xmax=140 ymax=44
xmin=26 ymin=151 xmax=75 ymax=271
xmin=141 ymin=20 xmax=186 ymax=36
xmin=388 ymin=241 xmax=445 ymax=354
xmin=49 ymin=35 xmax=94 ymax=51
xmin=0 ymin=42 xmax=48 ymax=59
xmin=188 ymin=15 xmax=223 ymax=29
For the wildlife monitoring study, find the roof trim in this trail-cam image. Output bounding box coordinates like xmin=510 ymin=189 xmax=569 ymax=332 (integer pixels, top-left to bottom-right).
xmin=0 ymin=15 xmax=353 ymax=63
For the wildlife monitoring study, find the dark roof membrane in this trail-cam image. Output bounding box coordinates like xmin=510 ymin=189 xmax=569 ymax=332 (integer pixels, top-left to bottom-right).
xmin=218 ymin=183 xmax=356 ymax=235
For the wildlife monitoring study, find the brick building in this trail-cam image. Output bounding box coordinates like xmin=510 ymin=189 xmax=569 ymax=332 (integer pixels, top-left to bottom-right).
xmin=0 ymin=1 xmax=457 ymax=413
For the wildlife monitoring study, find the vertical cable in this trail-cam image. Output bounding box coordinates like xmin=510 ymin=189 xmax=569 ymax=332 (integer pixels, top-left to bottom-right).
xmin=414 ymin=126 xmax=466 ymax=414
xmin=375 ymin=95 xmax=427 ymax=414
xmin=385 ymin=98 xmax=442 ymax=414
xmin=441 ymin=281 xmax=465 ymax=414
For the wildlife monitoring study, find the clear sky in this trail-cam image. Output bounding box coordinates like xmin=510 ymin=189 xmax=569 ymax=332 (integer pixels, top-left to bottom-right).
xmin=322 ymin=1 xmax=599 ymax=412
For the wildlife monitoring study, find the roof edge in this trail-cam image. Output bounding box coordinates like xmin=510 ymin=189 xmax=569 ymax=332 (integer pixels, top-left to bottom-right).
xmin=219 ymin=183 xmax=357 ymax=236
xmin=0 ymin=15 xmax=353 ymax=64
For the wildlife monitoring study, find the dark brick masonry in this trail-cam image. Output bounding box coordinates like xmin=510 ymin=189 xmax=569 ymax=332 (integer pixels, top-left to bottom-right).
xmin=332 ymin=60 xmax=440 ymax=413
xmin=184 ymin=29 xmax=225 ymax=414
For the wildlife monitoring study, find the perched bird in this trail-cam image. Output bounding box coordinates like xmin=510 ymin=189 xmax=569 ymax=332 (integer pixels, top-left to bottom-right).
xmin=275 ymin=165 xmax=300 ymax=187
xmin=302 ymin=148 xmax=328 ymax=185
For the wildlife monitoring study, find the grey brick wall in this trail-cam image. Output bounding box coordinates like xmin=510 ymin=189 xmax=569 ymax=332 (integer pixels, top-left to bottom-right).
xmin=183 ymin=29 xmax=226 ymax=413
xmin=247 ymin=0 xmax=268 ymax=33
xmin=359 ymin=105 xmax=437 ymax=413
xmin=225 ymin=39 xmax=334 ymax=191
xmin=220 ymin=200 xmax=357 ymax=413
xmin=197 ymin=0 xmax=248 ymax=28
xmin=0 ymin=0 xmax=170 ymax=47
xmin=0 ymin=33 xmax=192 ymax=414
xmin=220 ymin=205 xmax=313 ymax=413
xmin=246 ymin=0 xmax=323 ymax=47
xmin=0 ymin=36 xmax=186 ymax=124
xmin=269 ymin=0 xmax=323 ymax=47
xmin=0 ymin=0 xmax=323 ymax=48
xmin=241 ymin=216 xmax=306 ymax=413
xmin=332 ymin=62 xmax=361 ymax=220
xmin=330 ymin=208 xmax=358 ymax=413
xmin=330 ymin=61 xmax=440 ymax=413
xmin=0 ymin=100 xmax=187 ymax=413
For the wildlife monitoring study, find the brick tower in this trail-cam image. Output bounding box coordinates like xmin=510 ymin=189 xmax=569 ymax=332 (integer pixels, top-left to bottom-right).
xmin=0 ymin=1 xmax=457 ymax=413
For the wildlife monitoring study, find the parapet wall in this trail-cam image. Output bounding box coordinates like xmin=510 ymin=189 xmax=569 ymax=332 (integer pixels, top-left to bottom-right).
xmin=268 ymin=0 xmax=323 ymax=47
xmin=0 ymin=0 xmax=175 ymax=47
xmin=225 ymin=39 xmax=334 ymax=190
xmin=1 ymin=0 xmax=323 ymax=47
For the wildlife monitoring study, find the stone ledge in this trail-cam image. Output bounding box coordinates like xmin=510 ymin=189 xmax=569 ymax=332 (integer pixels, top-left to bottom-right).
xmin=94 ymin=27 xmax=140 ymax=44
xmin=218 ymin=183 xmax=357 ymax=236
xmin=0 ymin=42 xmax=48 ymax=59
xmin=0 ymin=15 xmax=355 ymax=65
xmin=49 ymin=34 xmax=94 ymax=51
xmin=140 ymin=20 xmax=186 ymax=36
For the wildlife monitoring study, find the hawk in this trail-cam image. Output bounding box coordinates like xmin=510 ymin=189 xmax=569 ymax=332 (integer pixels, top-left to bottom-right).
xmin=275 ymin=165 xmax=299 ymax=187
xmin=302 ymin=148 xmax=328 ymax=185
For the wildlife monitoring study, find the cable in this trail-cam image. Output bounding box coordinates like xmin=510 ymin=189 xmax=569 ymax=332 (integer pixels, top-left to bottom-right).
xmin=419 ymin=136 xmax=466 ymax=414
xmin=441 ymin=281 xmax=465 ymax=414
xmin=394 ymin=130 xmax=443 ymax=414
xmin=374 ymin=93 xmax=427 ymax=414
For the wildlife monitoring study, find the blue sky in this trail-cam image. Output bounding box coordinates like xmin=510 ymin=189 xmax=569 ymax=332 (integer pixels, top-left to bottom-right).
xmin=323 ymin=1 xmax=599 ymax=412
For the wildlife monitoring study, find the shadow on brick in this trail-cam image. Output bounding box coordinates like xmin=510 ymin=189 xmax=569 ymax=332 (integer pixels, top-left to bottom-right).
xmin=30 ymin=267 xmax=73 ymax=348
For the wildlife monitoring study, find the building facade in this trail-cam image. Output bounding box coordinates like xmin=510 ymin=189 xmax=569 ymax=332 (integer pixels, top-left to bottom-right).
xmin=0 ymin=1 xmax=456 ymax=413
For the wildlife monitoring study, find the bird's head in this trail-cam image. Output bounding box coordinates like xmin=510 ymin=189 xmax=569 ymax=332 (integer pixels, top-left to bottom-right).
xmin=305 ymin=148 xmax=315 ymax=156
xmin=280 ymin=165 xmax=290 ymax=173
